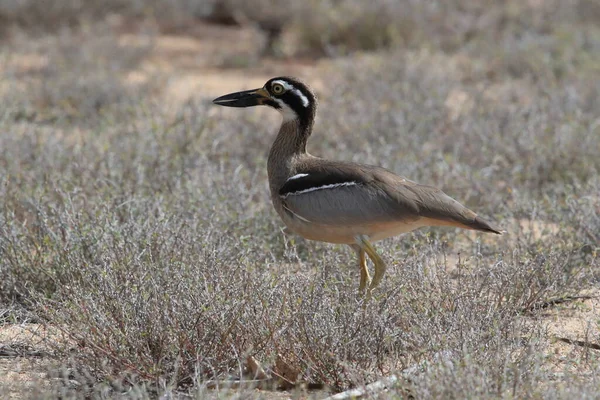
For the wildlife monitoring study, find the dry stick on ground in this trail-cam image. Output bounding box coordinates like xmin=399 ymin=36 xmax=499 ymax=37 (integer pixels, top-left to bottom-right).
xmin=553 ymin=337 xmax=600 ymax=351
xmin=521 ymin=295 xmax=595 ymax=314
xmin=321 ymin=351 xmax=456 ymax=399
xmin=0 ymin=344 xmax=49 ymax=358
xmin=321 ymin=375 xmax=401 ymax=400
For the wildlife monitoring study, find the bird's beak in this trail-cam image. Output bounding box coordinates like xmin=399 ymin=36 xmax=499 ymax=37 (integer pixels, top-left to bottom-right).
xmin=212 ymin=87 xmax=270 ymax=108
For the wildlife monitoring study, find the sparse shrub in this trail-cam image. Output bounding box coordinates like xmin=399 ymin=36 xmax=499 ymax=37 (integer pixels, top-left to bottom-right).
xmin=1 ymin=24 xmax=156 ymax=126
xmin=1 ymin=0 xmax=599 ymax=398
xmin=289 ymin=0 xmax=416 ymax=56
xmin=0 ymin=0 xmax=140 ymax=34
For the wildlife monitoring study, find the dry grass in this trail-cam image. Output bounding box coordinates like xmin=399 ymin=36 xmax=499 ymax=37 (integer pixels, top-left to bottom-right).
xmin=1 ymin=0 xmax=599 ymax=398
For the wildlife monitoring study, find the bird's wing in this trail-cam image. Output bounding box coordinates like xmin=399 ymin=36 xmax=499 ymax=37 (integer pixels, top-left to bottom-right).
xmin=279 ymin=161 xmax=421 ymax=226
xmin=372 ymin=166 xmax=501 ymax=233
xmin=280 ymin=160 xmax=500 ymax=233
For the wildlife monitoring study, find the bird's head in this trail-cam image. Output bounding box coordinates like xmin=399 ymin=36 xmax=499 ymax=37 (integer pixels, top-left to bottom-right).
xmin=213 ymin=77 xmax=316 ymax=124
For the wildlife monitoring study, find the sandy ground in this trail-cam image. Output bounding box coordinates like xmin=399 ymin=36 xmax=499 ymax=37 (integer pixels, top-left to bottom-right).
xmin=0 ymin=325 xmax=57 ymax=399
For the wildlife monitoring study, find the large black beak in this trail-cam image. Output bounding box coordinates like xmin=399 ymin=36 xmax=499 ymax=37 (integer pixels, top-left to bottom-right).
xmin=212 ymin=87 xmax=270 ymax=108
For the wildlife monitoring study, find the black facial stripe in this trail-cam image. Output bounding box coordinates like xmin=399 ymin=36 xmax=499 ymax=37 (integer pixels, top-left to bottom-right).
xmin=266 ymin=78 xmax=314 ymax=104
xmin=264 ymin=77 xmax=317 ymax=133
xmin=280 ymin=91 xmax=311 ymax=124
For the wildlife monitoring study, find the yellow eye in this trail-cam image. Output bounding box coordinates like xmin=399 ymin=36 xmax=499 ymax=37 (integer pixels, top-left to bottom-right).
xmin=272 ymin=83 xmax=285 ymax=95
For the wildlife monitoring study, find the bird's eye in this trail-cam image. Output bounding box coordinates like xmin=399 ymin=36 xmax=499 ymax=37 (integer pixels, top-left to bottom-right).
xmin=271 ymin=83 xmax=285 ymax=94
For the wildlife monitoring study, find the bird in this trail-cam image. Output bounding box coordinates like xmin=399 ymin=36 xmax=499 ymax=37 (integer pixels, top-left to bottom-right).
xmin=213 ymin=76 xmax=501 ymax=297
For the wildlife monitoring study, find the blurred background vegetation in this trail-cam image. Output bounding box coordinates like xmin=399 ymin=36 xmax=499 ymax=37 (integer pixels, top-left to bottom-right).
xmin=2 ymin=0 xmax=600 ymax=56
xmin=0 ymin=0 xmax=599 ymax=398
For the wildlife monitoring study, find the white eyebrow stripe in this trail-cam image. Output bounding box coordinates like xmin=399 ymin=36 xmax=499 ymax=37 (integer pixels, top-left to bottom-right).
xmin=287 ymin=173 xmax=309 ymax=181
xmin=280 ymin=181 xmax=357 ymax=199
xmin=272 ymin=80 xmax=310 ymax=108
xmin=272 ymin=80 xmax=293 ymax=90
xmin=292 ymin=88 xmax=310 ymax=107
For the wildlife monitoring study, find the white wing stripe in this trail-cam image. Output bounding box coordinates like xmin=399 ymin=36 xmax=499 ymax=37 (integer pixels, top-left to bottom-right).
xmin=287 ymin=173 xmax=309 ymax=181
xmin=280 ymin=181 xmax=357 ymax=199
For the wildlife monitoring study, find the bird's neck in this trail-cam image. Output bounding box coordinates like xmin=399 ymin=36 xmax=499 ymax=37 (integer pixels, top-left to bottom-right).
xmin=267 ymin=118 xmax=312 ymax=191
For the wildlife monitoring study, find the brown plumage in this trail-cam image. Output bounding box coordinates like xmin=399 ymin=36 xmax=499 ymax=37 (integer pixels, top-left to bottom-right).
xmin=214 ymin=76 xmax=501 ymax=296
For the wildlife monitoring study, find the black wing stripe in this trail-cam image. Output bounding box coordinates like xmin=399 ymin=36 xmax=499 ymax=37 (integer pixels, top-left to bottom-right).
xmin=279 ymin=170 xmax=364 ymax=197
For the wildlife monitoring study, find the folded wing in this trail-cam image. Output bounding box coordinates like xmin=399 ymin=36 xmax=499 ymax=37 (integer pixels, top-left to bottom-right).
xmin=279 ymin=161 xmax=500 ymax=234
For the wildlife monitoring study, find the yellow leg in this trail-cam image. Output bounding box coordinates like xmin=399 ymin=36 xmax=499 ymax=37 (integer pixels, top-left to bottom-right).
xmin=355 ymin=235 xmax=386 ymax=296
xmin=357 ymin=249 xmax=371 ymax=294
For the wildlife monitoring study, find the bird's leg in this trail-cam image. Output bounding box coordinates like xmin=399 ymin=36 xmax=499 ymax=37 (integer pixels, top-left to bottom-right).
xmin=355 ymin=235 xmax=386 ymax=296
xmin=350 ymin=244 xmax=371 ymax=295
xmin=358 ymin=248 xmax=371 ymax=294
